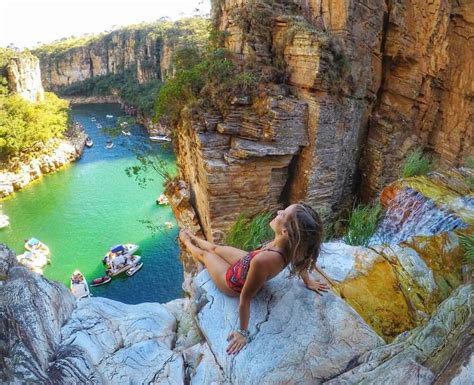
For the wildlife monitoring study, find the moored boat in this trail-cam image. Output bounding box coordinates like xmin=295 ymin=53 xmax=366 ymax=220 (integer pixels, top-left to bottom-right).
xmin=104 ymin=254 xmax=142 ymax=277
xmin=91 ymin=117 xmax=97 ymax=122
xmin=0 ymin=214 xmax=9 ymax=229
xmin=85 ymin=137 xmax=94 ymax=148
xmin=126 ymin=261 xmax=143 ymax=276
xmin=106 ymin=114 xmax=114 ymax=118
xmin=121 ymin=129 xmax=131 ymax=136
xmin=24 ymin=238 xmax=50 ymax=256
xmin=90 ymin=275 xmax=112 ymax=287
xmin=102 ymin=244 xmax=140 ymax=277
xmin=150 ymin=135 xmax=171 ymax=143
xmin=70 ymin=270 xmax=90 ymax=299
xmin=156 ymin=194 xmax=169 ymax=205
xmin=17 ymin=251 xmax=49 ymax=274
xmin=106 ymin=141 xmax=114 ymax=149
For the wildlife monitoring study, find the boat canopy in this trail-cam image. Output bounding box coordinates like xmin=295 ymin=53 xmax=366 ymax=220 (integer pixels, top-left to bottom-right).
xmin=26 ymin=238 xmax=40 ymax=246
xmin=111 ymin=245 xmax=125 ymax=253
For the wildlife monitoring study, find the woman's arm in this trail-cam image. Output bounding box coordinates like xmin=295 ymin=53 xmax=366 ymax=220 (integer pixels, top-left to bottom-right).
xmin=226 ymin=258 xmax=267 ymax=355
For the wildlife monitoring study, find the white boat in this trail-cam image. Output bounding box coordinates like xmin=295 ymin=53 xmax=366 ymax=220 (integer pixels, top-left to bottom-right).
xmin=106 ymin=141 xmax=114 ymax=149
xmin=106 ymin=114 xmax=114 ymax=118
xmin=102 ymin=244 xmax=140 ymax=276
xmin=156 ymin=194 xmax=169 ymax=205
xmin=91 ymin=117 xmax=97 ymax=122
xmin=0 ymin=214 xmax=9 ymax=229
xmin=104 ymin=254 xmax=142 ymax=277
xmin=70 ymin=270 xmax=90 ymax=299
xmin=96 ymin=123 xmax=102 ymax=129
xmin=17 ymin=251 xmax=49 ymax=273
xmin=126 ymin=261 xmax=143 ymax=276
xmin=121 ymin=130 xmax=131 ymax=136
xmin=85 ymin=137 xmax=94 ymax=148
xmin=164 ymin=221 xmax=174 ymax=229
xmin=150 ymin=135 xmax=171 ymax=143
xmin=24 ymin=238 xmax=50 ymax=256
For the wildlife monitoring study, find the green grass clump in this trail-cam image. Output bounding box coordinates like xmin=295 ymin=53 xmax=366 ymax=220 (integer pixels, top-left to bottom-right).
xmin=225 ymin=211 xmax=274 ymax=251
xmin=459 ymin=233 xmax=474 ymax=265
xmin=401 ymin=148 xmax=432 ymax=178
xmin=343 ymin=203 xmax=383 ymax=247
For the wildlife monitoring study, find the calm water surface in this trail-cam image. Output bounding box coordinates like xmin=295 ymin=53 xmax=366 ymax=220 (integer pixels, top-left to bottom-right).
xmin=0 ymin=103 xmax=183 ymax=304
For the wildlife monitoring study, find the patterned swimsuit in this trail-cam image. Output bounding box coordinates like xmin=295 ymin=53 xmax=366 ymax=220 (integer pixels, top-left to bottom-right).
xmin=225 ymin=248 xmax=284 ymax=293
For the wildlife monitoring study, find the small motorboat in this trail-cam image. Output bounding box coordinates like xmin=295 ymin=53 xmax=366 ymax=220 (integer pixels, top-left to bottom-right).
xmin=96 ymin=123 xmax=102 ymax=129
xmin=70 ymin=270 xmax=90 ymax=299
xmin=85 ymin=137 xmax=94 ymax=148
xmin=156 ymin=194 xmax=169 ymax=205
xmin=150 ymin=135 xmax=171 ymax=143
xmin=164 ymin=221 xmax=174 ymax=229
xmin=121 ymin=129 xmax=131 ymax=136
xmin=105 ymin=141 xmax=114 ymax=149
xmin=90 ymin=275 xmax=112 ymax=287
xmin=106 ymin=114 xmax=114 ymax=118
xmin=126 ymin=261 xmax=143 ymax=277
xmin=0 ymin=214 xmax=9 ymax=229
xmin=24 ymin=238 xmax=50 ymax=256
xmin=91 ymin=117 xmax=97 ymax=122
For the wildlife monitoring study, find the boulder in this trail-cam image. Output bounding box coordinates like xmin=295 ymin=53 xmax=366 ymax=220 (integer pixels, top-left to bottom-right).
xmin=56 ymin=297 xmax=183 ymax=384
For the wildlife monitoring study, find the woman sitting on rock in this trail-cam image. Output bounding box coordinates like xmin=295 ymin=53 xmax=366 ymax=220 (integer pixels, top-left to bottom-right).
xmin=179 ymin=202 xmax=329 ymax=355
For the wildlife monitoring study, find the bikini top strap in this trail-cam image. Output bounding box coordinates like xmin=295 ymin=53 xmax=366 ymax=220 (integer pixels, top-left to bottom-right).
xmin=261 ymin=248 xmax=285 ymax=258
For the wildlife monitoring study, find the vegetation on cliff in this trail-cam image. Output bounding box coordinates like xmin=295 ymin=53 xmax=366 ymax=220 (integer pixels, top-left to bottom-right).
xmin=0 ymin=49 xmax=69 ymax=161
xmin=225 ymin=211 xmax=274 ymax=250
xmin=401 ymin=148 xmax=432 ymax=178
xmin=343 ymin=203 xmax=382 ymax=247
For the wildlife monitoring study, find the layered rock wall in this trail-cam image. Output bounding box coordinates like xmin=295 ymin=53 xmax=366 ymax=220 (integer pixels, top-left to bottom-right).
xmin=360 ymin=0 xmax=474 ymax=199
xmin=175 ymin=0 xmax=473 ymax=239
xmin=6 ymin=54 xmax=45 ymax=102
xmin=37 ymin=31 xmax=164 ymax=91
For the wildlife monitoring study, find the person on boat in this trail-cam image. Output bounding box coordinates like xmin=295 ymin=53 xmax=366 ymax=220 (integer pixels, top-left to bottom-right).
xmin=179 ymin=202 xmax=329 ymax=355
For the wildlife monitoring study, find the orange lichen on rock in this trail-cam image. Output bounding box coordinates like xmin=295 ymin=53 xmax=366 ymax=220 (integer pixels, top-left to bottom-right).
xmin=335 ymin=260 xmax=416 ymax=341
xmin=403 ymin=232 xmax=466 ymax=299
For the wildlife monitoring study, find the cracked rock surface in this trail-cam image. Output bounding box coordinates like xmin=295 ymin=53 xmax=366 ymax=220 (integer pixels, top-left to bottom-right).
xmin=192 ymin=269 xmax=384 ymax=384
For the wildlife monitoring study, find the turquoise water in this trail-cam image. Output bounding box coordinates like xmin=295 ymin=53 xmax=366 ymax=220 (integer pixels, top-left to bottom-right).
xmin=0 ymin=103 xmax=183 ymax=304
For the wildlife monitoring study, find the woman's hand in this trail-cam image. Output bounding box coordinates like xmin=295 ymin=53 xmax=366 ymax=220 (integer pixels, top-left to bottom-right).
xmin=226 ymin=331 xmax=247 ymax=355
xmin=305 ymin=278 xmax=329 ymax=296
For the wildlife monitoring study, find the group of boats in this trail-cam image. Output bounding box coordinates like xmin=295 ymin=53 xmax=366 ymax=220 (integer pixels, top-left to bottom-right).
xmin=70 ymin=243 xmax=144 ymax=299
xmin=15 ymin=237 xmax=143 ymax=299
xmin=16 ymin=238 xmax=51 ymax=275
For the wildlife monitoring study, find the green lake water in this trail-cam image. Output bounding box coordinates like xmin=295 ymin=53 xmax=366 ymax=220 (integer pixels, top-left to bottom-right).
xmin=0 ymin=103 xmax=183 ymax=304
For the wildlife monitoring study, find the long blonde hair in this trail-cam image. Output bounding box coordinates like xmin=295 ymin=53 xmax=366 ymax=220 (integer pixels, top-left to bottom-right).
xmin=284 ymin=202 xmax=323 ymax=277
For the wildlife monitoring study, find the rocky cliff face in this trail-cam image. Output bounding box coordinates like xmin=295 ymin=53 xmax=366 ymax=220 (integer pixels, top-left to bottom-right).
xmin=6 ymin=53 xmax=45 ymax=102
xmin=174 ymin=0 xmax=473 ymax=239
xmin=37 ymin=30 xmax=162 ymax=90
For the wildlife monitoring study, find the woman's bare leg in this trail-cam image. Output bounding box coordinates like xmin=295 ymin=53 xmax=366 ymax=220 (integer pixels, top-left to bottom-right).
xmin=180 ymin=230 xmax=238 ymax=297
xmin=186 ymin=229 xmax=247 ymax=265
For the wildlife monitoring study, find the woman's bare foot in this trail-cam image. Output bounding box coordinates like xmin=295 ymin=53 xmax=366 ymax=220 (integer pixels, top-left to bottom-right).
xmin=179 ymin=228 xmax=192 ymax=246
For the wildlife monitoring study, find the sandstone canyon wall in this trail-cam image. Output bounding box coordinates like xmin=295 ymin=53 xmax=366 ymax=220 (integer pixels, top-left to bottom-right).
xmin=6 ymin=53 xmax=45 ymax=102
xmin=36 ymin=30 xmax=162 ymax=90
xmin=173 ymin=0 xmax=473 ymax=240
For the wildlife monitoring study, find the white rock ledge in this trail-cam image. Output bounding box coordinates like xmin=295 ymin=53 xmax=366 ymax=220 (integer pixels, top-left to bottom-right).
xmin=192 ymin=269 xmax=385 ymax=384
